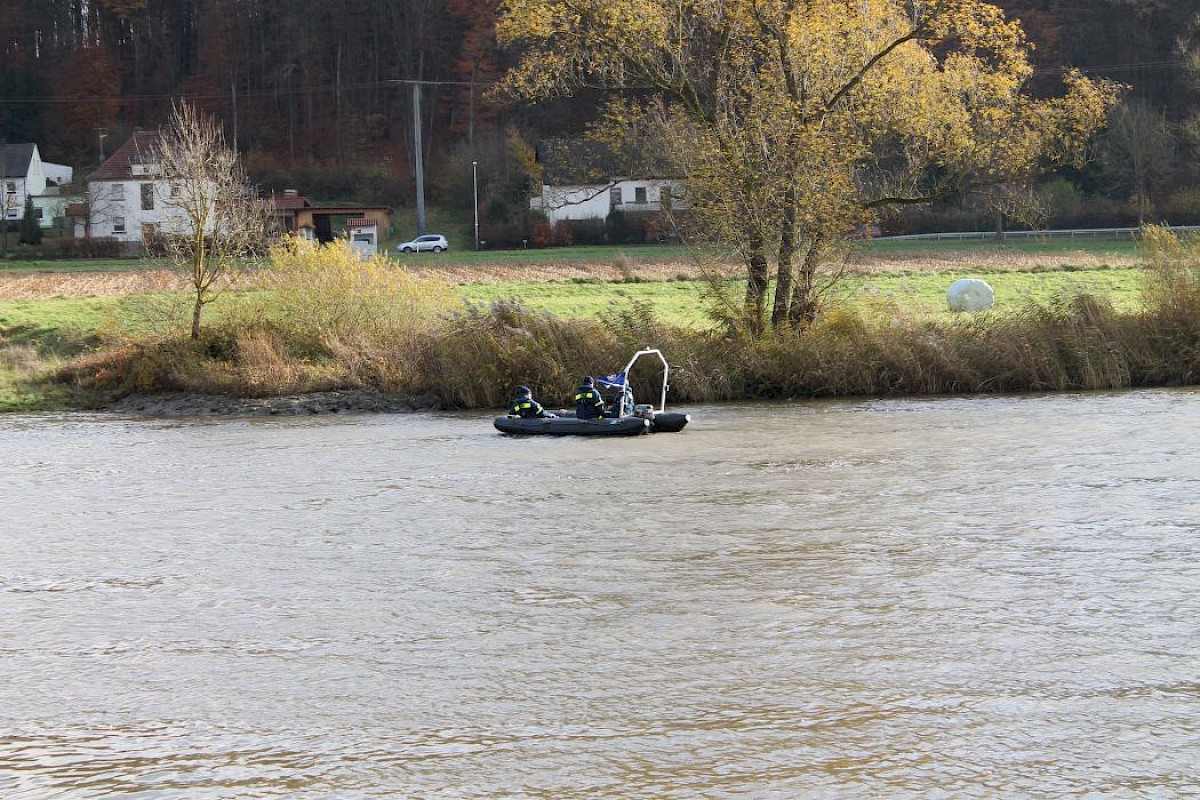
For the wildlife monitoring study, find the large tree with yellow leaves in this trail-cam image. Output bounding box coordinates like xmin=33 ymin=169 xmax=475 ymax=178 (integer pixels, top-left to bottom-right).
xmin=497 ymin=0 xmax=1119 ymax=334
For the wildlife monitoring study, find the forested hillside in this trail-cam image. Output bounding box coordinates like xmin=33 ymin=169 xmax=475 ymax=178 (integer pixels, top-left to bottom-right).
xmin=1 ymin=0 xmax=1198 ymax=228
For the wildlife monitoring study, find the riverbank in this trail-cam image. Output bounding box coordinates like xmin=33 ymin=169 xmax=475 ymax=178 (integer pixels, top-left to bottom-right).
xmin=3 ymin=234 xmax=1193 ymax=415
xmin=100 ymin=388 xmax=444 ymax=417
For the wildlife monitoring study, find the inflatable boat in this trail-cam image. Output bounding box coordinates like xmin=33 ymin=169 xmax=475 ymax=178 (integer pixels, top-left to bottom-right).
xmin=493 ymin=413 xmax=651 ymax=437
xmin=494 ymin=349 xmax=691 ymax=437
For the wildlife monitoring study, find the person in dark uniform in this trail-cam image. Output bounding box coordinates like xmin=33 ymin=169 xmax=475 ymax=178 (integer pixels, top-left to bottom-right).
xmin=508 ymin=386 xmax=553 ymax=418
xmin=572 ymin=376 xmax=606 ymax=419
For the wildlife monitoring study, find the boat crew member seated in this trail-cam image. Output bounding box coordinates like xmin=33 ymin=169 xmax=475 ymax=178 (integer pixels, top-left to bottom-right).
xmin=608 ymin=384 xmax=634 ymax=418
xmin=508 ymin=386 xmax=554 ymax=418
xmin=573 ymin=376 xmax=606 ymax=419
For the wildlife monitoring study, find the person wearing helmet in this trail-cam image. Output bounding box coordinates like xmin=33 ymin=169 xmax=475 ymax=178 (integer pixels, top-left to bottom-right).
xmin=508 ymin=386 xmax=554 ymax=418
xmin=572 ymin=376 xmax=606 ymax=419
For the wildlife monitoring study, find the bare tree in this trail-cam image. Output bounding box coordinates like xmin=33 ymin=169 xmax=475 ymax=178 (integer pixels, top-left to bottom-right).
xmin=153 ymin=102 xmax=272 ymax=339
xmin=1101 ymin=97 xmax=1176 ymax=225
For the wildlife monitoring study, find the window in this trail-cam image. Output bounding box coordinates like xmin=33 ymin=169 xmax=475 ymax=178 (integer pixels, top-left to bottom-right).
xmin=610 ymin=186 xmax=622 ymax=206
xmin=4 ymin=181 xmax=14 ymax=193
xmin=141 ymin=183 xmax=155 ymax=211
xmin=635 ymin=187 xmax=647 ymax=204
xmin=111 ymin=183 xmax=125 ymax=200
xmin=113 ymin=216 xmax=126 ymax=234
xmin=34 ymin=207 xmax=43 ymax=220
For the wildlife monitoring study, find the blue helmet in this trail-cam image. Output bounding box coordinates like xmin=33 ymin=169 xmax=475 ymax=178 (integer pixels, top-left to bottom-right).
xmin=515 ymin=385 xmax=531 ymax=396
xmin=581 ymin=376 xmax=594 ymax=386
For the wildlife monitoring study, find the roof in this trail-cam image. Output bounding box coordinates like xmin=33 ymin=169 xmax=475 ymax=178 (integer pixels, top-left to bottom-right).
xmin=272 ymin=191 xmax=312 ymax=211
xmin=294 ymin=205 xmax=394 ymax=215
xmin=345 ymin=218 xmax=375 ymax=226
xmin=1 ymin=143 xmax=36 ymax=179
xmin=89 ymin=131 xmax=164 ymax=182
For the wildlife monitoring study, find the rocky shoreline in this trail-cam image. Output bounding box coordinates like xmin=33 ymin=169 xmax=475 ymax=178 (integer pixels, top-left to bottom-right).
xmin=101 ymin=389 xmax=445 ymax=417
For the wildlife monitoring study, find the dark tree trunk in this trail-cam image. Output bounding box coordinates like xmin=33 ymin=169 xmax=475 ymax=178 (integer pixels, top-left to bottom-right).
xmin=788 ymin=238 xmax=824 ymax=330
xmin=744 ymin=232 xmax=770 ymax=337
xmin=772 ymin=189 xmax=797 ymax=328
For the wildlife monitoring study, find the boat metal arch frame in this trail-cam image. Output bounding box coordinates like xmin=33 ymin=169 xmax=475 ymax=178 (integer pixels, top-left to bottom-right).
xmin=621 ymin=348 xmax=671 ymax=413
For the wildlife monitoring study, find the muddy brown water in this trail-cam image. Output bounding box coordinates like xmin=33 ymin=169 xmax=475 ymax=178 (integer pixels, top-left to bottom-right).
xmin=1 ymin=391 xmax=1197 ymax=798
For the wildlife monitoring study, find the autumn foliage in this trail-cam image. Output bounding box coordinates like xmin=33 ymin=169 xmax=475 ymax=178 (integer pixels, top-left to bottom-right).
xmin=497 ymin=0 xmax=1120 ymax=336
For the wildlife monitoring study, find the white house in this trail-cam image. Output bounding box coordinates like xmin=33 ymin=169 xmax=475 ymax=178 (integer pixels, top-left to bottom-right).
xmin=1 ymin=143 xmax=74 ymax=229
xmin=533 ymin=178 xmax=683 ymax=225
xmin=80 ymin=130 xmax=176 ymax=244
xmin=531 ymin=139 xmax=686 ymax=227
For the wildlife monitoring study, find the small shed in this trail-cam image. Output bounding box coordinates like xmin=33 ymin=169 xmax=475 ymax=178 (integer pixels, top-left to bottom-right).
xmin=346 ymin=217 xmax=378 ymax=258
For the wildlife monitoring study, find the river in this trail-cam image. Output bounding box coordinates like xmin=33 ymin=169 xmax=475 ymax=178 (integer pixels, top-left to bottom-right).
xmin=1 ymin=391 xmax=1198 ymax=798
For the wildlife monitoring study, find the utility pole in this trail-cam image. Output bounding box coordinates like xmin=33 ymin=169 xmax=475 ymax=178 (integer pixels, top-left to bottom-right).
xmin=412 ymin=83 xmax=425 ymax=235
xmin=389 ymin=78 xmax=488 ymax=238
xmin=472 ymin=160 xmax=480 ymax=250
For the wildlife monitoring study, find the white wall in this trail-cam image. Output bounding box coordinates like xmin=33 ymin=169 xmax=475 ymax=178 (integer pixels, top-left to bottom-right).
xmin=85 ymin=178 xmax=183 ymax=242
xmin=534 ymin=179 xmax=685 ymax=225
xmin=348 ymin=224 xmax=378 ymax=258
xmin=42 ymin=163 xmax=73 ymax=186
xmin=2 ymin=145 xmax=54 ymax=222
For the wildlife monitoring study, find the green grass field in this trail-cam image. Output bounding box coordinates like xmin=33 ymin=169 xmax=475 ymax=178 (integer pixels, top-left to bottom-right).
xmin=1 ymin=265 xmax=1142 ymax=337
xmin=457 ymin=265 xmax=1147 ymax=327
xmin=0 ymin=236 xmax=1142 ymax=333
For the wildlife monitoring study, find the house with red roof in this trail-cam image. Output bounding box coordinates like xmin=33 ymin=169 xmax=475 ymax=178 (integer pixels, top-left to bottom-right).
xmin=79 ymin=131 xmax=171 ymax=245
xmin=80 ymin=132 xmax=394 ymax=250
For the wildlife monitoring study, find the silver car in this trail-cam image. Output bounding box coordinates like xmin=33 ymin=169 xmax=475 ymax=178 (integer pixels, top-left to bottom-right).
xmin=396 ymin=234 xmax=448 ymax=253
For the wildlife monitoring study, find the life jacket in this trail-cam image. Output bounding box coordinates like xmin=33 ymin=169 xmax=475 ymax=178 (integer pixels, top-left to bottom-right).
xmin=508 ymin=398 xmax=542 ymax=418
xmin=573 ymin=386 xmax=604 ymax=418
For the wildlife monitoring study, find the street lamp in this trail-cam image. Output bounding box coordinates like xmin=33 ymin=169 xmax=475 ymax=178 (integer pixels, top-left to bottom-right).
xmin=472 ymin=160 xmax=480 ymax=251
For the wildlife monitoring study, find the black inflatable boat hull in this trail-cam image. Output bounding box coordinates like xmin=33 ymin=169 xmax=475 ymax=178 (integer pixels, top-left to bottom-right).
xmin=649 ymin=412 xmax=690 ymax=433
xmin=494 ymin=415 xmax=650 ymax=436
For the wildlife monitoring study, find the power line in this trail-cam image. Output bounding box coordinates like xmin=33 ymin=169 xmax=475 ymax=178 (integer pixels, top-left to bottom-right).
xmin=0 ymin=77 xmax=497 ymax=106
xmin=0 ymin=58 xmax=1191 ymax=107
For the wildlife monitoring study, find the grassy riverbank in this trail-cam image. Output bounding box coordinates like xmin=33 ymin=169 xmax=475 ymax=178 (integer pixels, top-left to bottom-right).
xmin=2 ymin=233 xmax=1195 ymax=413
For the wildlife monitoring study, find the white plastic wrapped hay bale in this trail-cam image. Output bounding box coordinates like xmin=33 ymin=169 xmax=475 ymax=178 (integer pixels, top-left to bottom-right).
xmin=946 ymin=278 xmax=994 ymax=312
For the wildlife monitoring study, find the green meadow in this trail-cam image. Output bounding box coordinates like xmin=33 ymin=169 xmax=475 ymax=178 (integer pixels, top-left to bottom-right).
xmin=457 ymin=265 xmax=1147 ymax=327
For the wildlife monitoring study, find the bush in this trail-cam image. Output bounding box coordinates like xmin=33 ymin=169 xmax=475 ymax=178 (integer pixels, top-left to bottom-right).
xmin=562 ymin=218 xmax=606 ymax=245
xmin=6 ymin=237 xmax=125 ymax=260
xmin=18 ymin=199 xmax=43 ymax=246
xmin=245 ymin=238 xmax=455 ymax=386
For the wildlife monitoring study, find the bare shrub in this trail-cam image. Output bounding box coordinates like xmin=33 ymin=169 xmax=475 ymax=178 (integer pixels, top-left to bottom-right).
xmin=235 ymin=329 xmax=300 ymax=395
xmin=1140 ymin=225 xmax=1200 ymax=320
xmin=614 ymin=254 xmax=637 ymax=282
